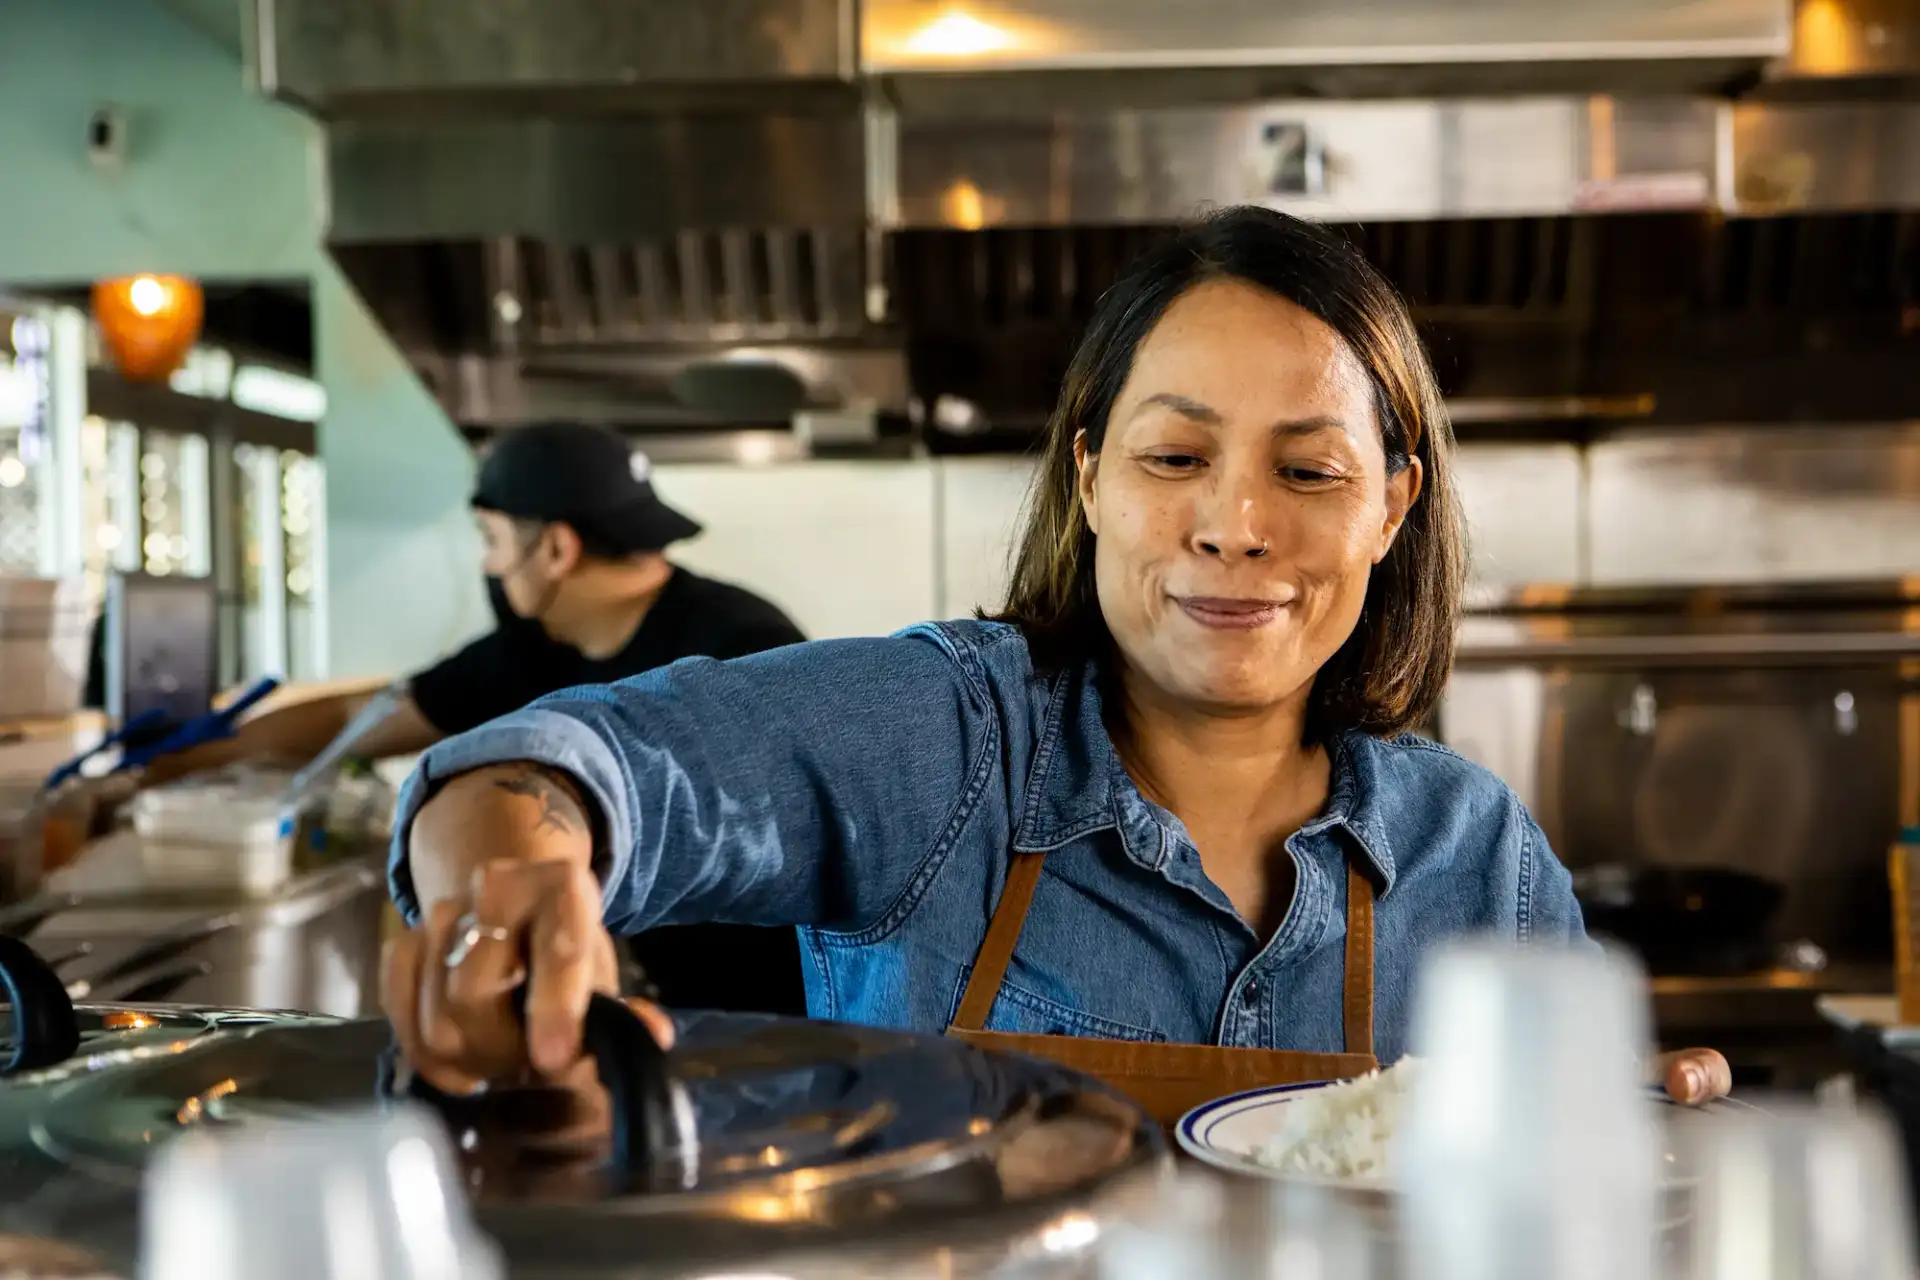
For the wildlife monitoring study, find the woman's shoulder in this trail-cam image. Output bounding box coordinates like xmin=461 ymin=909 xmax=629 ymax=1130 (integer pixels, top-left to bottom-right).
xmin=1356 ymin=730 xmax=1509 ymax=789
xmin=705 ymin=619 xmax=1050 ymax=723
xmin=1344 ymin=731 xmax=1542 ymax=869
xmin=1345 ymin=731 xmax=1580 ymax=941
xmin=888 ymin=619 xmax=1042 ymax=690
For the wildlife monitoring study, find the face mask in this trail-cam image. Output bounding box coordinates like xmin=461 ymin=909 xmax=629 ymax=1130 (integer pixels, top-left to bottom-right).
xmin=485 ymin=574 xmax=518 ymax=625
xmin=485 ymin=529 xmax=563 ymax=636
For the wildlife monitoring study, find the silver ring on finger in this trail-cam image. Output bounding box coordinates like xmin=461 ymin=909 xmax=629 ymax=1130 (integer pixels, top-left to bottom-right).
xmin=444 ymin=912 xmax=516 ymax=971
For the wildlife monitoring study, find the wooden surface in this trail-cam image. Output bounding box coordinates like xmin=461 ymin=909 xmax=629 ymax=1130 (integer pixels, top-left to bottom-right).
xmin=1895 ymin=843 xmax=1920 ymax=1026
xmin=214 ymin=675 xmax=394 ymax=719
xmin=0 ymin=711 xmax=107 ymax=741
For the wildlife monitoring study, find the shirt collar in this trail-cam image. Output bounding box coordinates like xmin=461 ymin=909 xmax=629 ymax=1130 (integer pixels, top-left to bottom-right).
xmin=1298 ymin=730 xmax=1398 ymax=896
xmin=1011 ymin=659 xmax=1398 ymax=895
xmin=1011 ymin=662 xmax=1121 ymax=854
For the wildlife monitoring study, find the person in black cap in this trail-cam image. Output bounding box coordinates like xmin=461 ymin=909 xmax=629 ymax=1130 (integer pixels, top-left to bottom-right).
xmin=411 ymin=421 xmax=805 ymax=736
xmin=137 ymin=421 xmax=810 ymax=1015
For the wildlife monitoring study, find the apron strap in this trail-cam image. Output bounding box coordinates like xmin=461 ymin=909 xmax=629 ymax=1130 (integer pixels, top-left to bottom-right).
xmin=951 ymin=849 xmax=1379 ymax=1057
xmin=1342 ymin=861 xmax=1376 ymax=1058
xmin=951 ymin=852 xmax=1046 ymax=1033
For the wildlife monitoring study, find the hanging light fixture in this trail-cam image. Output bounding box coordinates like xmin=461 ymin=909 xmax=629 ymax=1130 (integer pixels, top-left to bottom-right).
xmin=91 ymin=273 xmax=204 ymax=382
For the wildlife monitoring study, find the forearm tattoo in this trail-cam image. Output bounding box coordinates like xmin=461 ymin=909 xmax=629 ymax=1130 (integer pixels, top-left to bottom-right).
xmin=490 ymin=765 xmax=587 ymax=838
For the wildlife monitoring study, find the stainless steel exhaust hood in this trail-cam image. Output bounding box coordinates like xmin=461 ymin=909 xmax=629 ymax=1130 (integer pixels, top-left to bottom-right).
xmin=253 ymin=0 xmax=1801 ymax=245
xmin=249 ymin=0 xmax=858 ymax=115
xmin=863 ymin=0 xmax=1792 ymax=71
xmin=864 ymin=0 xmax=1793 ymax=107
xmin=221 ymin=0 xmax=1920 ymax=443
xmin=250 ymin=0 xmax=1792 ymax=112
xmin=241 ymin=0 xmax=1920 ymax=246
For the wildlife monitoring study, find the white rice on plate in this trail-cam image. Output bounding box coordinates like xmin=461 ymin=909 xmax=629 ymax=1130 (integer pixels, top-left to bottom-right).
xmin=1251 ymin=1057 xmax=1420 ymax=1181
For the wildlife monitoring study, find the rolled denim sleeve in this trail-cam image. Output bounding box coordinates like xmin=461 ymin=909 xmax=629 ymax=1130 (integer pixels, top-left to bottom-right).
xmin=387 ymin=627 xmax=991 ymax=934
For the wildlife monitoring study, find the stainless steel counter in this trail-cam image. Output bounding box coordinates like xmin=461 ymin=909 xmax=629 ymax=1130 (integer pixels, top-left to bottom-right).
xmin=27 ymin=838 xmax=388 ymax=1018
xmin=1651 ymin=964 xmax=1892 ymax=1092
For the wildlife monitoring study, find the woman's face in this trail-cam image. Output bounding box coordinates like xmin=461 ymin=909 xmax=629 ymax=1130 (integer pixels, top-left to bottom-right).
xmin=1078 ymin=278 xmax=1422 ymax=716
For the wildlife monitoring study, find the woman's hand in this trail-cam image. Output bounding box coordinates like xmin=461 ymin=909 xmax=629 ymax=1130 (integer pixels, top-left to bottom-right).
xmin=1653 ymin=1048 xmax=1732 ymax=1106
xmin=382 ymin=762 xmax=675 ymax=1095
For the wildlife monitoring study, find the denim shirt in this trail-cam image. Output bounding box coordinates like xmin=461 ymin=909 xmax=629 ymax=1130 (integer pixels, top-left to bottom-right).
xmin=390 ymin=620 xmax=1586 ymax=1064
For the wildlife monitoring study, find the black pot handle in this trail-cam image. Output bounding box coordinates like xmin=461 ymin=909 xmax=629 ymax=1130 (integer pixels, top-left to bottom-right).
xmin=0 ymin=933 xmax=81 ymax=1073
xmin=403 ymin=987 xmax=685 ymax=1191
xmin=527 ymin=987 xmax=684 ymax=1185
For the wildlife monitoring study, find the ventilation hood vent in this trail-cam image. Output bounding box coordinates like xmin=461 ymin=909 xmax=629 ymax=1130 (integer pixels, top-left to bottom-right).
xmin=330 ymin=229 xmax=906 ymax=431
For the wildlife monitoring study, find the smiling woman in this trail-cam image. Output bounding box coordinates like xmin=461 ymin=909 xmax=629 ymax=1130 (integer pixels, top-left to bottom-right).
xmin=381 ymin=207 xmax=1726 ymax=1124
xmin=998 ymin=212 xmax=1458 ymax=740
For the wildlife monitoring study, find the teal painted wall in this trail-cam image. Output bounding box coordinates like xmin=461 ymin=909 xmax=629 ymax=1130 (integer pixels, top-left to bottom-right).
xmin=0 ymin=0 xmax=487 ymax=678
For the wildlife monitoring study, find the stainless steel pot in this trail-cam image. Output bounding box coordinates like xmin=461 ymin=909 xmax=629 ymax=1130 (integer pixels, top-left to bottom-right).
xmin=0 ymin=939 xmax=1165 ymax=1279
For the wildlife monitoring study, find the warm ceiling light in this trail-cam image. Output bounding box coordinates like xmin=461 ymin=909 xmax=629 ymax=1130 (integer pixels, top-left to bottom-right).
xmin=904 ymin=10 xmax=1013 ymax=58
xmin=1794 ymin=0 xmax=1853 ymax=75
xmin=942 ymin=179 xmax=988 ymax=230
xmin=92 ymin=273 xmax=204 ymax=383
xmin=128 ymin=275 xmax=167 ymax=316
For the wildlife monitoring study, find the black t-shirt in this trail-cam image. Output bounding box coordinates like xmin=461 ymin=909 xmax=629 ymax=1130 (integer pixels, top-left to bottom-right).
xmin=410 ymin=567 xmax=810 ymax=1017
xmin=410 ymin=567 xmax=804 ymax=737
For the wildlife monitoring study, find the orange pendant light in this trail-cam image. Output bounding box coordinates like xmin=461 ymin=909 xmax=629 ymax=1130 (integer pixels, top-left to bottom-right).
xmin=91 ymin=274 xmax=204 ymax=382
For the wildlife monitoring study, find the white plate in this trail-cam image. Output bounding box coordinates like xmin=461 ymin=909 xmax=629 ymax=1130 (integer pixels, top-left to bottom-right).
xmin=1176 ymin=1079 xmax=1747 ymax=1190
xmin=1176 ymin=1080 xmax=1391 ymax=1189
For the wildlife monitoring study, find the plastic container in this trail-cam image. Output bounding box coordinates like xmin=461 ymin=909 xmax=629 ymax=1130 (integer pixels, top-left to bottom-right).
xmin=128 ymin=772 xmax=298 ymax=896
xmin=0 ymin=576 xmax=96 ymax=722
xmin=0 ymin=779 xmax=42 ymax=904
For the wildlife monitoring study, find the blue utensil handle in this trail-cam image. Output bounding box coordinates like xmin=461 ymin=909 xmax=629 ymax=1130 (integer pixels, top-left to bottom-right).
xmin=215 ymin=676 xmax=282 ymax=723
xmin=118 ymin=676 xmax=284 ymax=769
xmin=43 ymin=707 xmax=171 ymax=789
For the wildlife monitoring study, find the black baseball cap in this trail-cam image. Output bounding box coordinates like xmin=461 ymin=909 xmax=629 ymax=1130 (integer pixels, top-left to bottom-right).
xmin=471 ymin=422 xmax=702 ymax=552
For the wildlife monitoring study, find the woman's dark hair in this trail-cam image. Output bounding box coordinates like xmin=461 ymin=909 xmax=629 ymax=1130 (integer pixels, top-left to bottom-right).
xmin=988 ymin=205 xmax=1465 ymax=742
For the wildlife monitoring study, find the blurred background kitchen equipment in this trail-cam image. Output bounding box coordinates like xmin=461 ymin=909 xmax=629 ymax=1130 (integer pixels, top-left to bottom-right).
xmin=1893 ymin=829 xmax=1920 ymax=1027
xmin=101 ymin=574 xmax=216 ymax=732
xmin=1573 ymin=864 xmax=1794 ymax=978
xmin=2 ymin=851 xmax=383 ymax=1015
xmin=1445 ymin=579 xmax=1920 ymax=1091
xmin=0 ymin=577 xmax=94 ymax=725
xmin=0 ymin=778 xmax=46 ymax=904
xmin=1822 ymin=829 xmax=1920 ymax=1234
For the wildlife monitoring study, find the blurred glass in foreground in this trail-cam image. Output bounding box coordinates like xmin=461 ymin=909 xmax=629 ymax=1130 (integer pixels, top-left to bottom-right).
xmin=1398 ymin=940 xmax=1661 ymax=1280
xmin=140 ymin=1105 xmax=504 ymax=1280
xmin=1677 ymin=1096 xmax=1917 ymax=1280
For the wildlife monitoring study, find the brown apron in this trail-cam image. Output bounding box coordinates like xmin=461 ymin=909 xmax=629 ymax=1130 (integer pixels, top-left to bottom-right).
xmin=947 ymin=851 xmax=1379 ymax=1127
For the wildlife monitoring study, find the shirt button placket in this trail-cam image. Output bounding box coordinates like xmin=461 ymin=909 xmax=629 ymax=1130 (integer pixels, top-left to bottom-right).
xmin=1238 ymin=975 xmax=1263 ymax=1045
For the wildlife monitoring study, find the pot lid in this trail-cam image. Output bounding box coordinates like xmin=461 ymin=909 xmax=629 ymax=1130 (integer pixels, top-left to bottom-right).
xmin=0 ymin=1006 xmax=338 ymax=1089
xmin=29 ymin=1009 xmax=1161 ymax=1276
